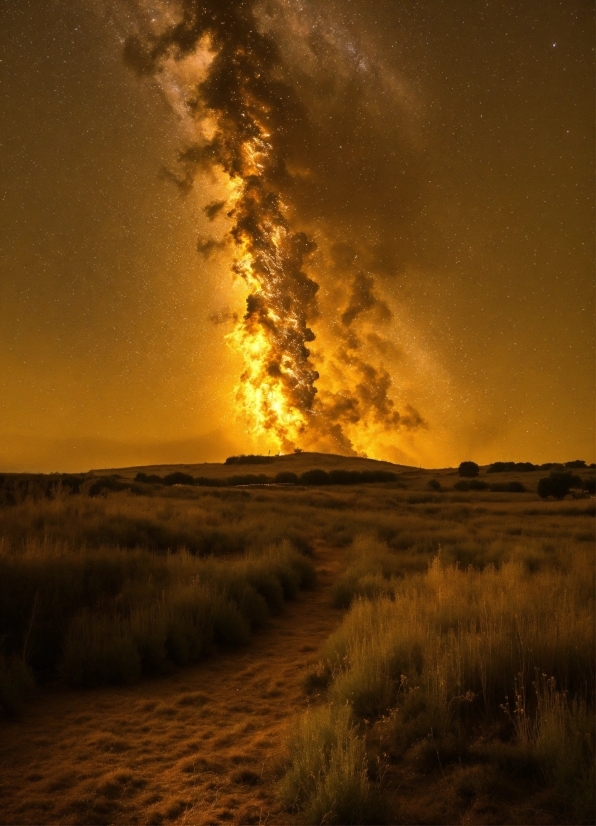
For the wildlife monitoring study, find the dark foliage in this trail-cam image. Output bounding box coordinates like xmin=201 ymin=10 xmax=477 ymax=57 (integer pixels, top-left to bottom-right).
xmin=427 ymin=479 xmax=442 ymax=491
xmin=537 ymin=472 xmax=584 ymax=500
xmin=275 ymin=472 xmax=300 ymax=484
xmin=224 ymin=454 xmax=275 ymax=465
xmin=458 ymin=462 xmax=480 ymax=478
xmin=488 ymin=482 xmax=526 ymax=493
xmin=163 ymin=472 xmax=196 ymax=486
xmin=565 ymin=460 xmax=587 ymax=469
xmin=88 ymin=476 xmax=129 ymax=496
xmin=135 ymin=472 xmax=165 ymax=484
xmin=487 ymin=462 xmax=537 ymax=473
xmin=454 ymin=479 xmax=489 ymax=491
xmin=300 ymin=469 xmax=330 ymax=485
xmin=194 ymin=476 xmax=225 ymax=487
xmin=226 ymin=474 xmax=271 ymax=486
xmin=0 ymin=474 xmax=86 ymax=505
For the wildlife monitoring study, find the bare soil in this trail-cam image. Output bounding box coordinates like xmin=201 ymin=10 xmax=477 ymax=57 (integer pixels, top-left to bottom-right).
xmin=0 ymin=544 xmax=345 ymax=826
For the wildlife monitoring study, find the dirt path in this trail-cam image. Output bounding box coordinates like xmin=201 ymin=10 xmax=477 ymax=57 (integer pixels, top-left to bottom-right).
xmin=0 ymin=545 xmax=344 ymax=826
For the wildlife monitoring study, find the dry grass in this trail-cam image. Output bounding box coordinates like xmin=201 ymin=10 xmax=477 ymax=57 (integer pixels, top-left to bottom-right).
xmin=0 ymin=541 xmax=315 ymax=698
xmin=0 ymin=543 xmax=345 ymax=826
xmin=290 ymin=532 xmax=594 ymax=824
xmin=0 ymin=460 xmax=594 ymax=824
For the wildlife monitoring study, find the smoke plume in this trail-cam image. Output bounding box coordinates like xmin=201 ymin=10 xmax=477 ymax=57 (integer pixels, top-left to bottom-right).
xmin=124 ymin=0 xmax=427 ymax=455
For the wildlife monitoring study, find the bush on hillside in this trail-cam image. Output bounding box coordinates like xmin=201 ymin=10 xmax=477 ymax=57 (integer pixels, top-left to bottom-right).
xmin=489 ymin=481 xmax=526 ymax=493
xmin=458 ymin=461 xmax=479 ymax=478
xmin=488 ymin=461 xmax=537 ymax=473
xmin=225 ymin=454 xmax=275 ymax=465
xmin=135 ymin=472 xmax=165 ymax=484
xmin=454 ymin=479 xmax=489 ymax=491
xmin=163 ymin=472 xmax=195 ymax=486
xmin=537 ymin=472 xmax=583 ymax=500
xmin=300 ymin=469 xmax=330 ymax=485
xmin=275 ymin=472 xmax=299 ymax=484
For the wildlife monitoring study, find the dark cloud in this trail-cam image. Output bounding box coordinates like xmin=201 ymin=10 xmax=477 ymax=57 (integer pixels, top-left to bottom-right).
xmin=197 ymin=237 xmax=227 ymax=258
xmin=341 ymin=271 xmax=392 ymax=327
xmin=204 ymin=199 xmax=227 ymax=220
xmin=208 ymin=307 xmax=238 ymax=325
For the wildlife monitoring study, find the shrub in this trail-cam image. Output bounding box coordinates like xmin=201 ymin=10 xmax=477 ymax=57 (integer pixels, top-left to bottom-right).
xmin=194 ymin=476 xmax=224 ymax=487
xmin=300 ymin=469 xmax=330 ymax=485
xmin=565 ymin=460 xmax=587 ymax=469
xmin=227 ymin=474 xmax=272 ymax=486
xmin=488 ymin=462 xmax=537 ymax=473
xmin=135 ymin=472 xmax=164 ymax=484
xmin=488 ymin=481 xmax=526 ymax=493
xmin=487 ymin=462 xmax=516 ymax=473
xmin=275 ymin=471 xmax=299 ymax=484
xmin=427 ymin=479 xmax=442 ymax=491
xmin=538 ymin=472 xmax=583 ymax=500
xmin=163 ymin=472 xmax=195 ymax=486
xmin=88 ymin=476 xmax=128 ymax=496
xmin=454 ymin=479 xmax=489 ymax=491
xmin=225 ymin=454 xmax=274 ymax=465
xmin=328 ymin=469 xmax=361 ymax=485
xmin=458 ymin=461 xmax=479 ymax=477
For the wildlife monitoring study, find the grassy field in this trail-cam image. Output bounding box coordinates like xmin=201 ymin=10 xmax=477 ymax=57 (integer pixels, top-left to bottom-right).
xmin=0 ymin=454 xmax=594 ymax=824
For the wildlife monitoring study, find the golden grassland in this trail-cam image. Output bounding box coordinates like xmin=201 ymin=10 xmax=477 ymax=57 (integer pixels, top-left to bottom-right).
xmin=0 ymin=457 xmax=594 ymax=824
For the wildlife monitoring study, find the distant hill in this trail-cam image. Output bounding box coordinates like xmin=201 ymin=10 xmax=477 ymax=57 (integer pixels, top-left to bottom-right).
xmin=99 ymin=452 xmax=416 ymax=481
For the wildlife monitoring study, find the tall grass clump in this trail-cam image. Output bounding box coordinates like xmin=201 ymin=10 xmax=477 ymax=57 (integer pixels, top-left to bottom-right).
xmin=493 ymin=673 xmax=595 ymax=821
xmin=285 ymin=545 xmax=594 ymax=822
xmin=279 ymin=703 xmax=387 ymax=825
xmin=324 ymin=553 xmax=594 ymax=720
xmin=0 ymin=540 xmax=315 ymax=689
xmin=331 ymin=534 xmax=420 ymax=608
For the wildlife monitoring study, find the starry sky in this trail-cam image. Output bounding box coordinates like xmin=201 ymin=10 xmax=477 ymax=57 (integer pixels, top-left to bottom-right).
xmin=1 ymin=0 xmax=593 ymax=472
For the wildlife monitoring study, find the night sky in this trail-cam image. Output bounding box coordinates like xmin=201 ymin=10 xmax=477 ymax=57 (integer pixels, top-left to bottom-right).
xmin=1 ymin=0 xmax=593 ymax=472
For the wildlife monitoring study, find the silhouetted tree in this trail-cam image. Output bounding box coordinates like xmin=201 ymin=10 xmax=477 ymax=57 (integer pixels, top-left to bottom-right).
xmin=537 ymin=472 xmax=583 ymax=500
xmin=458 ymin=461 xmax=479 ymax=478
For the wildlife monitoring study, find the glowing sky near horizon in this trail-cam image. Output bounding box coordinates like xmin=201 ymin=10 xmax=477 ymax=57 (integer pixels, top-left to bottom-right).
xmin=0 ymin=0 xmax=593 ymax=472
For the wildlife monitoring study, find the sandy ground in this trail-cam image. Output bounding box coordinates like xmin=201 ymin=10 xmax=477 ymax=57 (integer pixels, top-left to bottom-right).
xmin=0 ymin=544 xmax=345 ymax=825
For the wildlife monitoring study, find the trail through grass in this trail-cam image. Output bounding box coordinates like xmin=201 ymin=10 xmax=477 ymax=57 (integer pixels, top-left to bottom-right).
xmin=0 ymin=543 xmax=345 ymax=826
